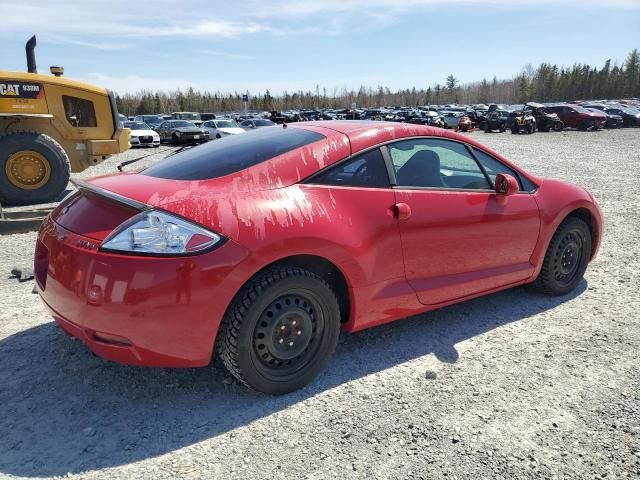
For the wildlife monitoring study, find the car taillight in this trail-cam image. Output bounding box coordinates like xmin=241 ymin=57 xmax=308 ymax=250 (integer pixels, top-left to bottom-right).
xmin=100 ymin=210 xmax=222 ymax=256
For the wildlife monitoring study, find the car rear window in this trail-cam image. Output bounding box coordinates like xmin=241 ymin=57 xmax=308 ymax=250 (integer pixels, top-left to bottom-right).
xmin=142 ymin=127 xmax=325 ymax=180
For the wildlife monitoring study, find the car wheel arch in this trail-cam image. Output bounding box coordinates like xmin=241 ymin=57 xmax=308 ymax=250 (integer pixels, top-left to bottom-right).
xmin=564 ymin=208 xmax=598 ymax=260
xmin=531 ymin=203 xmax=601 ymax=277
xmin=228 ymin=254 xmax=353 ymax=326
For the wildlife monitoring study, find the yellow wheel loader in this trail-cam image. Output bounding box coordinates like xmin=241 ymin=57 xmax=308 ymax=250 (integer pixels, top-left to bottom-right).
xmin=0 ymin=36 xmax=130 ymax=205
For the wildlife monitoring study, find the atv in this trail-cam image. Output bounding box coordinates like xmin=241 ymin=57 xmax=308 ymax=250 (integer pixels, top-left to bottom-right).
xmin=511 ymin=109 xmax=536 ymax=134
xmin=526 ymin=102 xmax=563 ymax=132
xmin=482 ymin=104 xmax=506 ymax=133
xmin=457 ymin=114 xmax=473 ymax=132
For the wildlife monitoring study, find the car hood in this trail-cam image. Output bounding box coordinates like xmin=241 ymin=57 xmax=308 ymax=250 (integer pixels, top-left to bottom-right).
xmin=131 ymin=129 xmax=158 ymax=136
xmin=174 ymin=127 xmax=204 ymax=133
xmin=219 ymin=127 xmax=246 ymax=134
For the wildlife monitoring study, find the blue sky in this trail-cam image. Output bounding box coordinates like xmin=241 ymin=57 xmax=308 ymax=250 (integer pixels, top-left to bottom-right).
xmin=1 ymin=0 xmax=638 ymax=95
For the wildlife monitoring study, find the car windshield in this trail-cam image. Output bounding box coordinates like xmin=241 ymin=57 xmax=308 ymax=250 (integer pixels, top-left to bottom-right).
xmin=574 ymin=106 xmax=592 ymax=113
xmin=143 ymin=127 xmax=325 ymax=180
xmin=215 ymin=120 xmax=239 ymax=128
xmin=124 ymin=122 xmax=150 ymax=130
xmin=172 ymin=121 xmax=195 ymax=128
xmin=255 ymin=119 xmax=275 ymax=126
xmin=174 ymin=113 xmax=201 ymax=120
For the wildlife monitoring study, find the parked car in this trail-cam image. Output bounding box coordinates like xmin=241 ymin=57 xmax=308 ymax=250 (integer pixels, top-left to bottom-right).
xmin=601 ymin=106 xmax=640 ymax=127
xmin=36 ymin=121 xmax=602 ymax=395
xmin=134 ymin=115 xmax=165 ymax=131
xmin=241 ymin=118 xmax=277 ymax=130
xmin=123 ymin=121 xmax=160 ymax=147
xmin=202 ymin=119 xmax=246 ymax=139
xmin=441 ymin=111 xmax=462 ymax=129
xmin=583 ymin=108 xmax=623 ymax=129
xmin=482 ymin=104 xmax=507 ymax=133
xmin=525 ymin=103 xmax=563 ymax=132
xmin=171 ymin=112 xmax=203 ymax=127
xmin=545 ymin=104 xmax=606 ymax=130
xmin=156 ymin=120 xmax=209 ymax=145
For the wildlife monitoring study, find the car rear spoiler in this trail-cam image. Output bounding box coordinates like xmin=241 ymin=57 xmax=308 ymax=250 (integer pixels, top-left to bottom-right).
xmin=71 ymin=179 xmax=149 ymax=211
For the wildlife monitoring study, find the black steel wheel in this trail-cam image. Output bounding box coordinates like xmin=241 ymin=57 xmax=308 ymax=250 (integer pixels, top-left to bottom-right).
xmin=253 ymin=293 xmax=322 ymax=375
xmin=218 ymin=265 xmax=341 ymax=394
xmin=533 ymin=217 xmax=592 ymax=296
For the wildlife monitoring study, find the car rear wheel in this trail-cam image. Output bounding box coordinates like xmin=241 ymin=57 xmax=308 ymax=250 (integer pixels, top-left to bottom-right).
xmin=218 ymin=265 xmax=341 ymax=395
xmin=533 ymin=217 xmax=592 ymax=296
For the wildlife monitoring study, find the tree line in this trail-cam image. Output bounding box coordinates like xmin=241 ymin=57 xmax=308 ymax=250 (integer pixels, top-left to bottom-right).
xmin=116 ymin=49 xmax=640 ymax=115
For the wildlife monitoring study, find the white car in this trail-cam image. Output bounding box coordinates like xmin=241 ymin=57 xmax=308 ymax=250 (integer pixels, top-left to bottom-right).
xmin=123 ymin=121 xmax=160 ymax=147
xmin=202 ymin=119 xmax=246 ymax=139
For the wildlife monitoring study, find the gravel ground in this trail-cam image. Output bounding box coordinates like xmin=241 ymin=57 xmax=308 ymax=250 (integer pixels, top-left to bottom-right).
xmin=0 ymin=129 xmax=639 ymax=479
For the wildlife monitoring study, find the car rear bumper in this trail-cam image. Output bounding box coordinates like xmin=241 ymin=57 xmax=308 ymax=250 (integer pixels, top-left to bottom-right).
xmin=35 ymin=217 xmax=248 ymax=367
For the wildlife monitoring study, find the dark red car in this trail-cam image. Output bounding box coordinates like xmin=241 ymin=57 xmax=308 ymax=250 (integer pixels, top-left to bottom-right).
xmin=545 ymin=104 xmax=606 ymax=130
xmin=35 ymin=122 xmax=602 ymax=394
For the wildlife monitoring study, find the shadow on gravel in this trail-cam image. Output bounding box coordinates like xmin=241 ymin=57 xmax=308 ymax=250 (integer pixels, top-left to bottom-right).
xmin=0 ymin=281 xmax=586 ymax=477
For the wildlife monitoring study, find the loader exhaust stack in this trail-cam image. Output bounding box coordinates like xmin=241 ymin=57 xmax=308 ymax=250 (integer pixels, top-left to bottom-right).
xmin=26 ymin=35 xmax=37 ymax=74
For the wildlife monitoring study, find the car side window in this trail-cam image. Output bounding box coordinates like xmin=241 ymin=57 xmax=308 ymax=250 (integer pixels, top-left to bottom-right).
xmin=471 ymin=148 xmax=522 ymax=189
xmin=308 ymin=148 xmax=390 ymax=188
xmin=388 ymin=138 xmax=490 ymax=190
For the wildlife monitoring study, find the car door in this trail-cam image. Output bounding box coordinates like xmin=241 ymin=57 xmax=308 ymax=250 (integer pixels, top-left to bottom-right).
xmin=387 ymin=137 xmax=540 ymax=305
xmin=302 ymin=147 xmax=408 ymax=324
xmin=158 ymin=121 xmax=170 ymax=141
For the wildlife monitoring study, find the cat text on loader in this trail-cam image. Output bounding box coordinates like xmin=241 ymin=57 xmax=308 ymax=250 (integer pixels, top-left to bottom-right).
xmin=0 ymin=36 xmax=130 ymax=205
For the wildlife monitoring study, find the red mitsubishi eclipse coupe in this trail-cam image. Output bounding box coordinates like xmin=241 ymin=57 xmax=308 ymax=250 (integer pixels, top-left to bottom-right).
xmin=35 ymin=122 xmax=602 ymax=394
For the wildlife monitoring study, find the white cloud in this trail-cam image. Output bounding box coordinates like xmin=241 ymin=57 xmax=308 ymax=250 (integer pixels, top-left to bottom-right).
xmin=198 ymin=49 xmax=253 ymax=60
xmin=2 ymin=0 xmax=637 ymax=47
xmin=83 ymin=73 xmax=202 ymax=93
xmin=45 ymin=36 xmax=130 ymax=51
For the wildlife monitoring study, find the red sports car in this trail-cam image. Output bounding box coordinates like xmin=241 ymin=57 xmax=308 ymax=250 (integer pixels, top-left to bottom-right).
xmin=35 ymin=122 xmax=602 ymax=394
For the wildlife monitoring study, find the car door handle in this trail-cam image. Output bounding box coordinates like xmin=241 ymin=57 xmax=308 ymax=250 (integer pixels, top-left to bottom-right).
xmin=393 ymin=203 xmax=412 ymax=220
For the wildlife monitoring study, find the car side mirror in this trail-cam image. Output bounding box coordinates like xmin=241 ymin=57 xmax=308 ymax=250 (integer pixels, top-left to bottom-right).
xmin=495 ymin=173 xmax=518 ymax=196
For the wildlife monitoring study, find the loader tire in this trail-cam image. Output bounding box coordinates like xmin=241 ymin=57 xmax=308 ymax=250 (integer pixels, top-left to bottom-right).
xmin=0 ymin=132 xmax=70 ymax=206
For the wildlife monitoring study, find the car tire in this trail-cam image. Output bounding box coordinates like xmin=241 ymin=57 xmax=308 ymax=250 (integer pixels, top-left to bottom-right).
xmin=532 ymin=217 xmax=592 ymax=296
xmin=511 ymin=126 xmax=519 ymax=134
xmin=553 ymin=122 xmax=564 ymax=132
xmin=0 ymin=131 xmax=70 ymax=206
xmin=218 ymin=265 xmax=341 ymax=395
xmin=171 ymin=133 xmax=179 ymax=145
xmin=216 ymin=134 xmax=221 ymax=139
xmin=499 ymin=125 xmax=506 ymax=132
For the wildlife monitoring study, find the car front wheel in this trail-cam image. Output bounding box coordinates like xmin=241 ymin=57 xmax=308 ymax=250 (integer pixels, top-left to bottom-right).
xmin=533 ymin=217 xmax=592 ymax=296
xmin=218 ymin=266 xmax=341 ymax=395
